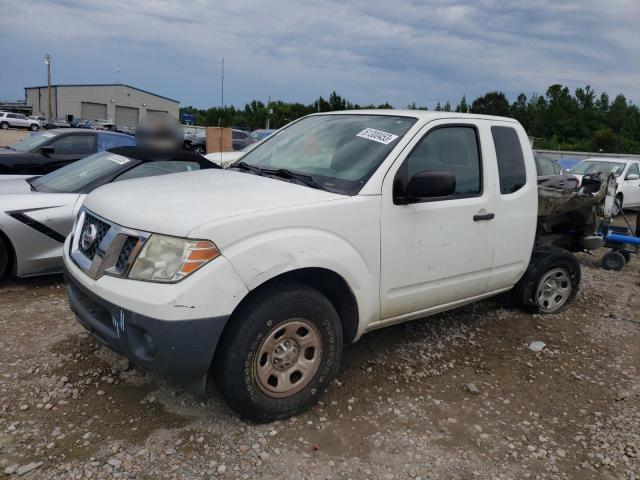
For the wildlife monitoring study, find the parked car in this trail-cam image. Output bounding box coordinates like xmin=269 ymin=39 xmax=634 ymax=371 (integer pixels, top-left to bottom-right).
xmin=0 ymin=147 xmax=219 ymax=278
xmin=232 ymin=129 xmax=257 ymax=150
xmin=556 ymin=157 xmax=582 ymax=170
xmin=44 ymin=118 xmax=71 ymax=129
xmin=535 ymin=154 xmax=578 ymax=188
xmin=204 ymin=142 xmax=260 ymax=168
xmin=63 ymin=111 xmax=598 ymax=422
xmin=570 ymin=158 xmax=640 ymax=215
xmin=0 ymin=129 xmax=136 ymax=175
xmin=251 ymin=129 xmax=278 ymax=141
xmin=0 ymin=112 xmax=40 ymax=131
xmin=28 ymin=116 xmax=46 ymax=128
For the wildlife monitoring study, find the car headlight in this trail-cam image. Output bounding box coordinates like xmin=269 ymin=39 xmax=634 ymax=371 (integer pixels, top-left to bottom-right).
xmin=128 ymin=234 xmax=220 ymax=283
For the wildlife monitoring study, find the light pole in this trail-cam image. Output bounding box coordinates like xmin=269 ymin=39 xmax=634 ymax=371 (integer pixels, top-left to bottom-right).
xmin=45 ymin=54 xmax=52 ymax=120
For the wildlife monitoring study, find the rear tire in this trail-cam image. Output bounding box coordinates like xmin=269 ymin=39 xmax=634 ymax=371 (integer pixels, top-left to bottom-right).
xmin=515 ymin=247 xmax=581 ymax=314
xmin=0 ymin=236 xmax=9 ymax=279
xmin=602 ymin=251 xmax=626 ymax=271
xmin=0 ymin=122 xmax=8 ymax=130
xmin=214 ymin=282 xmax=343 ymax=422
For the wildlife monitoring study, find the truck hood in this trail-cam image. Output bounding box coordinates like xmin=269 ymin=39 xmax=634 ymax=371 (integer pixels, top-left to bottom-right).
xmin=84 ymin=169 xmax=346 ymax=237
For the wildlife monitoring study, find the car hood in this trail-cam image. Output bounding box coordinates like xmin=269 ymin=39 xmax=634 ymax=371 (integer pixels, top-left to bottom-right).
xmin=84 ymin=169 xmax=346 ymax=237
xmin=0 ymin=177 xmax=34 ymax=193
xmin=0 ymin=149 xmax=29 ymax=156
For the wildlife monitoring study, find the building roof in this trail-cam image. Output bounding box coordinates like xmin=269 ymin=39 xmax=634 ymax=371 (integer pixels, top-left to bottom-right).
xmin=23 ymin=83 xmax=179 ymax=104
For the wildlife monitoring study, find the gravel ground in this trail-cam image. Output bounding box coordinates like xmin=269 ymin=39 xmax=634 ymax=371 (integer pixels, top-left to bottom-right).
xmin=1 ymin=242 xmax=638 ymax=480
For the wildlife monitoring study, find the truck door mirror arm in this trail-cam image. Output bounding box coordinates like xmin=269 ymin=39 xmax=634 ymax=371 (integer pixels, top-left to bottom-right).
xmin=395 ymin=170 xmax=456 ymax=204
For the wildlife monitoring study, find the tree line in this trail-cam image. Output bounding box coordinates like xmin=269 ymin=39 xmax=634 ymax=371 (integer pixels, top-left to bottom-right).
xmin=180 ymin=85 xmax=640 ymax=154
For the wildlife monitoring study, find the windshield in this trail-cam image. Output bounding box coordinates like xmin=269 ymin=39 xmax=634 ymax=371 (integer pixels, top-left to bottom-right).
xmin=570 ymin=160 xmax=626 ymax=176
xmin=31 ymin=151 xmax=139 ymax=193
xmin=8 ymin=132 xmax=57 ymax=152
xmin=237 ymin=114 xmax=416 ymax=194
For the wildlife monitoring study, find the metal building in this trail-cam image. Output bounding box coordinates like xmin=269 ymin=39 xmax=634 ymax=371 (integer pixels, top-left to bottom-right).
xmin=24 ymin=84 xmax=180 ymax=128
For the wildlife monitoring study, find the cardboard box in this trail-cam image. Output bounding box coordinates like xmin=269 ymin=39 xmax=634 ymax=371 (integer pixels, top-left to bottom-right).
xmin=206 ymin=127 xmax=233 ymax=153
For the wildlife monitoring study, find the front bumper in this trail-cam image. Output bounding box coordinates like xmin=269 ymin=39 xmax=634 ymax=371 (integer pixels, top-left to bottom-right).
xmin=64 ymin=265 xmax=228 ymax=393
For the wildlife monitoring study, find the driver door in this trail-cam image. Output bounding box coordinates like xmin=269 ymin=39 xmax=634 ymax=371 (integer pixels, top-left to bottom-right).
xmin=379 ymin=120 xmax=496 ymax=322
xmin=622 ymin=162 xmax=640 ymax=207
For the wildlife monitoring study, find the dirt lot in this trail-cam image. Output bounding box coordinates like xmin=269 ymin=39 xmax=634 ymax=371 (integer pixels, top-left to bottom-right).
xmin=0 ymin=244 xmax=638 ymax=479
xmin=0 ymin=129 xmax=29 ymax=147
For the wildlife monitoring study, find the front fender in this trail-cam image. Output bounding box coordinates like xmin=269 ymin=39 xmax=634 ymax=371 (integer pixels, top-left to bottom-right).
xmin=221 ymin=227 xmax=379 ymax=335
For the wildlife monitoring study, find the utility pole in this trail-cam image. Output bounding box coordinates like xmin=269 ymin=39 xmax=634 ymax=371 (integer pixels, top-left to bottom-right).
xmin=45 ymin=54 xmax=52 ymax=119
xmin=266 ymin=96 xmax=272 ymax=130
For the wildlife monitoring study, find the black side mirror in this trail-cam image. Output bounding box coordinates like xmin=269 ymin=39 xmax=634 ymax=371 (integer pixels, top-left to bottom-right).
xmin=41 ymin=146 xmax=55 ymax=156
xmin=404 ymin=170 xmax=456 ymax=202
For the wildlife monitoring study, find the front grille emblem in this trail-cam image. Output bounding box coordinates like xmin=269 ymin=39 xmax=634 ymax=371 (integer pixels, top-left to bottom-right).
xmin=81 ymin=223 xmax=98 ymax=250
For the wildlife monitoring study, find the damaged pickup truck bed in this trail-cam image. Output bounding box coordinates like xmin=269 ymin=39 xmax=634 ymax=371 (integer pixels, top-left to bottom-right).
xmin=537 ymin=172 xmax=616 ymax=252
xmin=63 ymin=111 xmax=614 ymax=422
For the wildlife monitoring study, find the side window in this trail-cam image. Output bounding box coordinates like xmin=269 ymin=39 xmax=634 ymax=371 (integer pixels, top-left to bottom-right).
xmin=627 ymin=163 xmax=640 ymax=178
xmin=49 ymin=135 xmax=96 ymax=154
xmin=535 ymin=157 xmax=556 ymax=176
xmin=395 ymin=126 xmax=481 ymax=199
xmin=17 ymin=114 xmax=28 ymax=120
xmin=492 ymin=126 xmax=526 ymax=193
xmin=113 ymin=161 xmax=200 ymax=182
xmin=7 ymin=114 xmax=17 ymax=119
xmin=98 ymin=133 xmax=136 ymax=151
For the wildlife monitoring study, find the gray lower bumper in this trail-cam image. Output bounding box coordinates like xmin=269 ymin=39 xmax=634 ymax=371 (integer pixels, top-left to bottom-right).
xmin=64 ymin=266 xmax=229 ymax=393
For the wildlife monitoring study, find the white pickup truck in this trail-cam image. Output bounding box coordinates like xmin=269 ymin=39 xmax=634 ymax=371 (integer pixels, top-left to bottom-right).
xmin=63 ymin=111 xmax=585 ymax=422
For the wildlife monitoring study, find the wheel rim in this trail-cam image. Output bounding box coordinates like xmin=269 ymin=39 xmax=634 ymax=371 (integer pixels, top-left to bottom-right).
xmin=535 ymin=267 xmax=572 ymax=313
xmin=254 ymin=318 xmax=322 ymax=398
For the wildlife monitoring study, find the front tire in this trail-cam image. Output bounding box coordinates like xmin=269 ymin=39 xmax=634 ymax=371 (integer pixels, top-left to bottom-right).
xmin=515 ymin=247 xmax=581 ymax=314
xmin=30 ymin=124 xmax=39 ymax=131
xmin=214 ymin=282 xmax=343 ymax=422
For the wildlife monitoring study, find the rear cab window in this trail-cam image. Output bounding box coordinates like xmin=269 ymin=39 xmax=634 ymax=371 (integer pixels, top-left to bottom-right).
xmin=492 ymin=126 xmax=526 ymax=194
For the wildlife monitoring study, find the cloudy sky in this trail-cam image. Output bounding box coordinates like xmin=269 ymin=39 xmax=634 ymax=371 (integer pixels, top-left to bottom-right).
xmin=0 ymin=0 xmax=638 ymax=109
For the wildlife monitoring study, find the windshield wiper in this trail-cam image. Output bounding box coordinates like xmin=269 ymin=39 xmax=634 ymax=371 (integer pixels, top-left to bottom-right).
xmin=260 ymin=168 xmax=326 ymax=191
xmin=228 ymin=161 xmax=263 ymax=175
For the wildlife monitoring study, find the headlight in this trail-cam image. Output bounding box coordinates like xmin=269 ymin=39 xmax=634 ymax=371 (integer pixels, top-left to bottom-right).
xmin=128 ymin=234 xmax=220 ymax=283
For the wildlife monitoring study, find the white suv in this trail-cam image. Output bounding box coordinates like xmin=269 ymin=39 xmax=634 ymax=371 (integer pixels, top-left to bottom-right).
xmin=0 ymin=112 xmax=40 ymax=131
xmin=570 ymin=158 xmax=640 ymax=214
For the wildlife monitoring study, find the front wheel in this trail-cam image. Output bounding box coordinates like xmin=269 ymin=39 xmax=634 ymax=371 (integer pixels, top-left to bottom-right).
xmin=214 ymin=282 xmax=343 ymax=422
xmin=515 ymin=247 xmax=581 ymax=314
xmin=30 ymin=124 xmax=39 ymax=131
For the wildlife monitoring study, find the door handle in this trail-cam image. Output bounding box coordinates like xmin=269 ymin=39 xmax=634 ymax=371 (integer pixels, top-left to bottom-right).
xmin=473 ymin=212 xmax=495 ymax=221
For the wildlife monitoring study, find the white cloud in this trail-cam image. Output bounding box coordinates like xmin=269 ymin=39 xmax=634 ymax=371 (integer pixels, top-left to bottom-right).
xmin=0 ymin=0 xmax=638 ymax=107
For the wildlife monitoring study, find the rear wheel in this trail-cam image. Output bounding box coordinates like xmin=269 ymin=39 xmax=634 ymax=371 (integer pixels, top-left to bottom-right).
xmin=214 ymin=282 xmax=343 ymax=422
xmin=602 ymin=251 xmax=626 ymax=271
xmin=515 ymin=248 xmax=581 ymax=314
xmin=0 ymin=122 xmax=8 ymax=130
xmin=0 ymin=236 xmax=9 ymax=279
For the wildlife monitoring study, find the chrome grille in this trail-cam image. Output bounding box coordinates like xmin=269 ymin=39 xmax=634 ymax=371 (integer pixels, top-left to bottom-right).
xmin=116 ymin=237 xmax=139 ymax=271
xmin=70 ymin=209 xmax=149 ymax=280
xmin=79 ymin=213 xmax=110 ymax=260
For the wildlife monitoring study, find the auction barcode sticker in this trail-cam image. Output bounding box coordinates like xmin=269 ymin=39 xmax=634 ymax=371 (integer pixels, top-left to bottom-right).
xmin=107 ymin=154 xmax=130 ymax=165
xmin=356 ymin=128 xmax=399 ymax=145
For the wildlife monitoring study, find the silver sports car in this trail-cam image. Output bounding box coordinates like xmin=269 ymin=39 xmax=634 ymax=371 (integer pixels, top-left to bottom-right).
xmin=0 ymin=146 xmax=217 ymax=278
